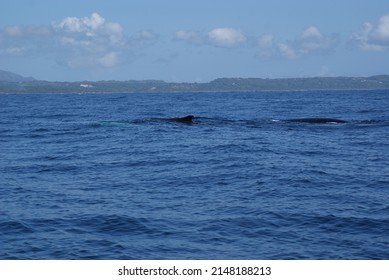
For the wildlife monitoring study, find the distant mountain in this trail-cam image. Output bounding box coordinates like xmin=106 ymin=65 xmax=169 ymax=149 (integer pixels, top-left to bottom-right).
xmin=0 ymin=70 xmax=35 ymax=82
xmin=1 ymin=74 xmax=389 ymax=93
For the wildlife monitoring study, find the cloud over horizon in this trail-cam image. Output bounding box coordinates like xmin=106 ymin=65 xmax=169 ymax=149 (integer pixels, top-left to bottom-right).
xmin=207 ymin=28 xmax=247 ymax=48
xmin=259 ymin=26 xmax=339 ymax=60
xmin=0 ymin=13 xmax=122 ymax=68
xmin=53 ymin=13 xmax=126 ymax=68
xmin=1 ymin=11 xmax=389 ymax=79
xmin=352 ymin=13 xmax=389 ymax=51
xmin=175 ymin=27 xmax=246 ymax=48
xmin=0 ymin=24 xmax=52 ymax=57
xmin=175 ymin=30 xmax=203 ymax=45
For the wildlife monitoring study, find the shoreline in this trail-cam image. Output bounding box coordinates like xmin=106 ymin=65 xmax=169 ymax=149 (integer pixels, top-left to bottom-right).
xmin=1 ymin=88 xmax=389 ymax=95
xmin=1 ymin=76 xmax=389 ymax=94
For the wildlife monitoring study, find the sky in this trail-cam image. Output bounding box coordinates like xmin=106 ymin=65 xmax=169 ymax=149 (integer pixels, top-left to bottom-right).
xmin=0 ymin=0 xmax=389 ymax=82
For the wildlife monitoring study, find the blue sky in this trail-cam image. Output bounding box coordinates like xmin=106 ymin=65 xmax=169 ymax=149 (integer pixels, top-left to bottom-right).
xmin=0 ymin=0 xmax=388 ymax=82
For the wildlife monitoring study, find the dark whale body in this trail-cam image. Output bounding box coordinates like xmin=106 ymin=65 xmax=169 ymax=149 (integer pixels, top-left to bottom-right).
xmin=168 ymin=115 xmax=195 ymax=124
xmin=287 ymin=118 xmax=347 ymax=124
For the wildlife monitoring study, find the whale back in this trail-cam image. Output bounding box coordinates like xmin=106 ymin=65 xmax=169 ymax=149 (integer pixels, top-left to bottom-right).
xmin=287 ymin=118 xmax=347 ymax=124
xmin=169 ymin=115 xmax=195 ymax=124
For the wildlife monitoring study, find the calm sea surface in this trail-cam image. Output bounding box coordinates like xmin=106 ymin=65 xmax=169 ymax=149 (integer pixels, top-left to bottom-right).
xmin=1 ymin=90 xmax=388 ymax=259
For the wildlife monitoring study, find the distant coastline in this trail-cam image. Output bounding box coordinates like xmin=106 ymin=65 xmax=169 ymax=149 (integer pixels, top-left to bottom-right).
xmin=1 ymin=70 xmax=389 ymax=94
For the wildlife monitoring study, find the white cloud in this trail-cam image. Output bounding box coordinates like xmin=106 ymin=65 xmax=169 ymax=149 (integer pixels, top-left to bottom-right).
xmin=105 ymin=22 xmax=123 ymax=45
xmin=84 ymin=13 xmax=106 ymax=30
xmin=207 ymin=28 xmax=246 ymax=48
xmin=0 ymin=47 xmax=25 ymax=56
xmin=0 ymin=13 xmax=161 ymax=69
xmin=302 ymin=26 xmax=322 ymax=39
xmin=174 ymin=27 xmax=246 ymax=48
xmin=54 ymin=13 xmax=123 ymax=47
xmin=175 ymin=30 xmax=203 ymax=45
xmin=53 ymin=13 xmax=126 ymax=68
xmin=4 ymin=26 xmax=24 ymax=37
xmin=2 ymin=25 xmax=51 ymax=38
xmin=268 ymin=26 xmax=338 ymax=59
xmin=376 ymin=14 xmax=389 ymax=39
xmin=300 ymin=26 xmax=327 ymax=52
xmin=130 ymin=30 xmax=158 ymax=47
xmin=352 ymin=14 xmax=389 ymax=51
xmin=278 ymin=43 xmax=298 ymax=59
xmin=258 ymin=34 xmax=273 ymax=47
xmin=0 ymin=25 xmax=51 ymax=57
xmin=300 ymin=26 xmax=337 ymax=53
xmin=99 ymin=52 xmax=120 ymax=67
xmin=137 ymin=30 xmax=155 ymax=40
xmin=55 ymin=13 xmax=105 ymax=33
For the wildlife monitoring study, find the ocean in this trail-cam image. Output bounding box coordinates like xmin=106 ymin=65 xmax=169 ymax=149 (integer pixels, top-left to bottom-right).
xmin=1 ymin=90 xmax=388 ymax=259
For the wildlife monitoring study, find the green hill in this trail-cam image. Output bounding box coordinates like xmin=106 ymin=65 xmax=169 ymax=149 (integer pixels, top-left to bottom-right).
xmin=1 ymin=73 xmax=389 ymax=94
xmin=0 ymin=70 xmax=35 ymax=82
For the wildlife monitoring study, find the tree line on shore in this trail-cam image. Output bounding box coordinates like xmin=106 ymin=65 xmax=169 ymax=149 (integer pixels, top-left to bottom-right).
xmin=1 ymin=75 xmax=389 ymax=94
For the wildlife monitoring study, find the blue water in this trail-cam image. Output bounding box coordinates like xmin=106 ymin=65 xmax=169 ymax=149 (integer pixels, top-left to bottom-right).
xmin=1 ymin=90 xmax=389 ymax=259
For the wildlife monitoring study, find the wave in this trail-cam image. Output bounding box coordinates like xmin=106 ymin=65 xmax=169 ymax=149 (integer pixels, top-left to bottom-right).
xmin=0 ymin=221 xmax=34 ymax=234
xmin=25 ymin=215 xmax=156 ymax=236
